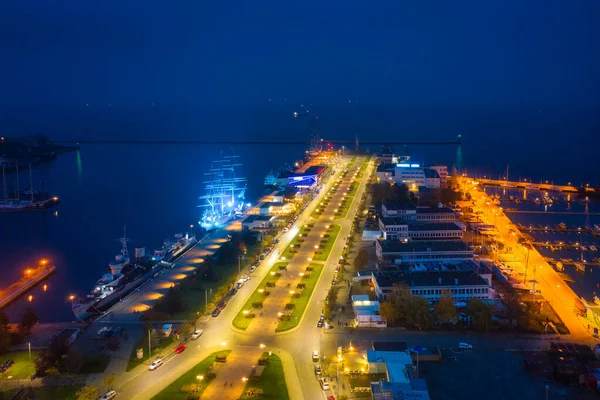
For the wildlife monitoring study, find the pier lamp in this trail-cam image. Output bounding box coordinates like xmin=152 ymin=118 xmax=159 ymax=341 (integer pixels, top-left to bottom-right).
xmin=68 ymin=295 xmax=75 ymax=307
xmin=39 ymin=259 xmax=47 ymax=266
xmin=26 ymin=269 xmax=31 ymax=277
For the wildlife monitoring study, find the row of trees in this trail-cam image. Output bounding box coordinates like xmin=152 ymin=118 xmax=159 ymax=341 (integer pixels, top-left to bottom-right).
xmin=378 ymin=284 xmax=493 ymax=332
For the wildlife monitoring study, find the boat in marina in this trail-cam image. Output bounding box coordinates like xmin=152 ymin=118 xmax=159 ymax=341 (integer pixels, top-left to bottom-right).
xmin=0 ymin=163 xmax=59 ymax=211
xmin=72 ymin=230 xmax=197 ymax=320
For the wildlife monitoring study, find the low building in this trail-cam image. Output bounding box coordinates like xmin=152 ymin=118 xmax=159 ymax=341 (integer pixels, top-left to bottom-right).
xmin=423 ymin=168 xmax=440 ymax=188
xmin=382 ymin=203 xmax=456 ymax=223
xmin=376 ymin=240 xmax=474 ymax=264
xmin=382 ymin=202 xmax=416 ymax=219
xmin=378 ymin=218 xmax=464 ymax=241
xmin=376 ymin=164 xmax=396 ymax=183
xmin=370 ymin=270 xmax=491 ymax=303
xmin=429 ymin=164 xmax=448 ymax=187
xmin=367 ymin=344 xmax=431 ymax=400
xmin=242 ymin=215 xmax=276 ymax=230
xmin=351 ymin=295 xmax=387 ymax=328
xmin=287 ymin=165 xmax=326 ymax=188
xmin=379 ymin=145 xmax=394 ymax=165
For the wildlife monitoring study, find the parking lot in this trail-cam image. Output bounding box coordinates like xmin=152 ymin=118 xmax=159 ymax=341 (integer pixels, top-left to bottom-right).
xmin=424 ymin=349 xmax=597 ymax=400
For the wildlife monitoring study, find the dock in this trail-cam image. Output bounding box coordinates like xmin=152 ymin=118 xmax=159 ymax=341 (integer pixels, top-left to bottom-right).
xmin=470 ymin=177 xmax=585 ymax=193
xmin=0 ymin=265 xmax=56 ymax=310
xmin=517 ymin=224 xmax=594 ymax=234
xmin=506 ymin=210 xmax=600 ymax=216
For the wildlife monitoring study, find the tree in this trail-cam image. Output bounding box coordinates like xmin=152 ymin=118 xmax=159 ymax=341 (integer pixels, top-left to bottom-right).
xmin=18 ymin=307 xmax=39 ymax=335
xmin=60 ymin=347 xmax=84 ymax=373
xmin=76 ymin=385 xmax=98 ymax=400
xmin=378 ymin=302 xmax=397 ymax=326
xmin=467 ymin=298 xmax=493 ymax=333
xmin=406 ymin=296 xmax=434 ymax=329
xmin=354 ymin=249 xmax=368 ymax=269
xmin=434 ymin=290 xmax=456 ymax=324
xmin=103 ymin=374 xmax=116 ymax=391
xmin=504 ymin=290 xmax=522 ymax=325
xmin=0 ymin=311 xmax=11 ymax=354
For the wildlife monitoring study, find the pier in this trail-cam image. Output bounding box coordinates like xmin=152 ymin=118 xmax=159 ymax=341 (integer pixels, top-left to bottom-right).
xmin=517 ymin=224 xmax=597 ymax=234
xmin=470 ymin=177 xmax=589 ymax=194
xmin=505 ymin=210 xmax=600 ymax=216
xmin=0 ymin=264 xmax=56 ymax=310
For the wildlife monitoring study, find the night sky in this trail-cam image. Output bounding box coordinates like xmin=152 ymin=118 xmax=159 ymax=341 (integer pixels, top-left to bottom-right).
xmin=1 ymin=1 xmax=599 ymax=109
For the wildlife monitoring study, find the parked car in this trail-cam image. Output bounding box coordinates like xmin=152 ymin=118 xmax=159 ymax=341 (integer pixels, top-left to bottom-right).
xmin=249 ymin=266 xmax=256 ymax=273
xmin=317 ymin=320 xmax=324 ymax=328
xmin=212 ymin=308 xmax=221 ymax=318
xmin=0 ymin=359 xmax=14 ymax=372
xmin=312 ymin=350 xmax=319 ymax=362
xmin=319 ymin=377 xmax=330 ymax=390
xmin=314 ymin=365 xmax=322 ymax=375
xmin=174 ymin=344 xmax=186 ymax=354
xmin=148 ymin=358 xmax=163 ymax=371
xmin=191 ymin=330 xmax=203 ymax=340
xmin=99 ymin=390 xmax=118 ymax=400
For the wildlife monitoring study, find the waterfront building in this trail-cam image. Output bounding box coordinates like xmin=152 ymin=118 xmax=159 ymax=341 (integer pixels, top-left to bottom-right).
xmin=368 ymin=270 xmax=491 ymax=303
xmin=378 ymin=217 xmax=464 ymax=241
xmin=382 ymin=202 xmax=416 ymax=219
xmin=423 ymin=168 xmax=441 ymax=188
xmin=379 ymin=145 xmax=394 ymax=164
xmin=429 ymin=164 xmax=448 ymax=187
xmin=376 ymin=163 xmax=448 ymax=191
xmin=376 ymin=240 xmax=474 ymax=264
xmin=242 ymin=215 xmax=276 ymax=231
xmin=287 ymin=165 xmax=326 ymax=188
xmin=376 ymin=164 xmax=396 ymax=183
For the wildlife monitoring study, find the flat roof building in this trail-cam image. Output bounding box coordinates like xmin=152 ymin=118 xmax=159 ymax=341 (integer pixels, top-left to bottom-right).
xmin=378 ymin=218 xmax=464 ymax=241
xmin=242 ymin=215 xmax=276 ymax=231
xmin=376 ymin=240 xmax=474 ymax=264
xmin=370 ymin=270 xmax=491 ymax=303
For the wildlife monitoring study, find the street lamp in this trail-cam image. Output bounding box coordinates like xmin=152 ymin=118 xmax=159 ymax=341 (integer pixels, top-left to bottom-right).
xmin=69 ymin=295 xmax=75 ymax=307
xmin=522 ymin=244 xmax=531 ymax=284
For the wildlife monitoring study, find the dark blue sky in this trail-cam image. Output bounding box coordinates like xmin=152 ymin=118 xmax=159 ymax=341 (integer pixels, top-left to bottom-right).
xmin=0 ymin=1 xmax=598 ymax=108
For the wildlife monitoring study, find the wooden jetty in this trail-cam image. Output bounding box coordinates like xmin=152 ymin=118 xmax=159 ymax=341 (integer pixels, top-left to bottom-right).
xmin=0 ymin=265 xmax=56 ymax=310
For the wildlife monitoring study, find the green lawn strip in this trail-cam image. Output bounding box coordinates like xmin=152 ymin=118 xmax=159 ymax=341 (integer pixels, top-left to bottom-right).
xmin=334 ymin=195 xmax=355 ymax=219
xmin=126 ymin=336 xmax=175 ymax=372
xmin=1 ymin=384 xmax=84 ymax=400
xmin=240 ymin=353 xmax=289 ymax=400
xmin=80 ymin=354 xmax=110 ymax=374
xmin=356 ymin=160 xmax=369 ymax=178
xmin=151 ymin=350 xmax=231 ymax=400
xmin=312 ymin=224 xmax=341 ymax=262
xmin=276 ymin=263 xmax=324 ymax=332
xmin=0 ymin=350 xmax=38 ymax=379
xmin=281 ymin=228 xmax=311 ymax=260
xmin=232 ymin=263 xmax=288 ymax=330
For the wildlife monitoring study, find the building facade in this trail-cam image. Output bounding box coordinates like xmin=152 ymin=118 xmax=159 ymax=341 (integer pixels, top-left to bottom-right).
xmin=371 ymin=271 xmax=491 ymax=303
xmin=376 ymin=240 xmax=474 ymax=264
xmin=378 ymin=218 xmax=464 ymax=241
xmin=429 ymin=164 xmax=448 ymax=187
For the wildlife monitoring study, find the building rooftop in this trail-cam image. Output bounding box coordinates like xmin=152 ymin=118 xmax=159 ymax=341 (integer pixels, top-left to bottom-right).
xmin=407 ymin=222 xmax=463 ymax=231
xmin=416 ymin=207 xmax=455 ymax=214
xmin=380 ymin=217 xmax=408 ymax=226
xmin=243 ymin=215 xmax=274 ymax=223
xmin=383 ymin=202 xmax=416 ymax=211
xmin=366 ymin=349 xmax=413 ymax=366
xmin=423 ymin=168 xmax=440 ymax=178
xmin=374 ymin=270 xmax=489 ymax=289
xmin=379 ymin=240 xmax=471 ymax=253
xmin=259 ymin=202 xmax=285 ymax=208
xmin=303 ymin=165 xmax=326 ymax=176
xmin=377 ymin=163 xmax=396 ymax=173
xmin=372 ymin=342 xmax=408 ymax=352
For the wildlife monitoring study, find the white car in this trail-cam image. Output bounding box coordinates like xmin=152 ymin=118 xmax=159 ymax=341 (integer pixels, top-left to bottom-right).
xmin=312 ymin=350 xmax=319 ymax=362
xmin=99 ymin=390 xmax=117 ymax=400
xmin=458 ymin=342 xmax=473 ymax=349
xmin=191 ymin=330 xmax=203 ymax=340
xmin=148 ymin=358 xmax=163 ymax=371
xmin=319 ymin=377 xmax=330 ymax=390
xmin=249 ymin=266 xmax=256 ymax=273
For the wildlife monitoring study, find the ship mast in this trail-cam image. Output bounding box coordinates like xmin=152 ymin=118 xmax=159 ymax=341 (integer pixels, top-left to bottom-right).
xmin=120 ymin=226 xmax=129 ymax=261
xmin=29 ymin=163 xmax=33 ymax=202
xmin=2 ymin=164 xmax=6 ymax=202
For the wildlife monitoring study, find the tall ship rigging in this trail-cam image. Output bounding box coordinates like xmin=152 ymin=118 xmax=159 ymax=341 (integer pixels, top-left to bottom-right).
xmin=1 ymin=162 xmax=59 ymax=211
xmin=198 ymin=151 xmax=247 ymax=229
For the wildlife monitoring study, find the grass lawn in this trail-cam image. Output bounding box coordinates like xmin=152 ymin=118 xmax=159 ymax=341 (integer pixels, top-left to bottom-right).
xmin=334 ymin=195 xmax=354 ymax=219
xmin=356 ymin=160 xmax=369 ymax=178
xmin=276 ymin=263 xmax=324 ymax=332
xmin=281 ymin=227 xmax=311 ymax=260
xmin=151 ymin=350 xmax=231 ymax=400
xmin=148 ymin=242 xmax=263 ymax=321
xmin=80 ymin=354 xmax=110 ymax=374
xmin=240 ymin=353 xmax=289 ymax=400
xmin=312 ymin=224 xmax=341 ymax=262
xmin=232 ymin=263 xmax=288 ymax=330
xmin=0 ymin=350 xmax=39 ymax=379
xmin=126 ymin=336 xmax=175 ymax=371
xmin=1 ymin=384 xmax=83 ymax=400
